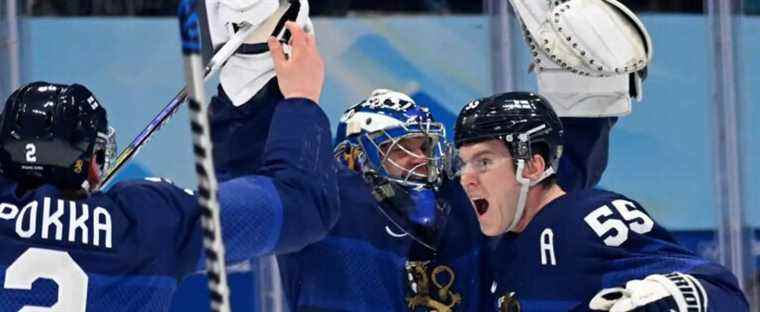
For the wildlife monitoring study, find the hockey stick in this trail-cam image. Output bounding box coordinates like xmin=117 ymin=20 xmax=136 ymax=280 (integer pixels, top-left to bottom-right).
xmin=178 ymin=1 xmax=230 ymax=312
xmin=99 ymin=20 xmax=256 ymax=188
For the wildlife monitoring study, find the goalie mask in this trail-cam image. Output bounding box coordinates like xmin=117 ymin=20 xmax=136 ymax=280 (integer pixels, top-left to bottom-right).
xmin=0 ymin=82 xmax=117 ymax=192
xmin=454 ymin=92 xmax=563 ymax=233
xmin=335 ymin=89 xmax=448 ymax=250
xmin=334 ymin=89 xmax=446 ymax=189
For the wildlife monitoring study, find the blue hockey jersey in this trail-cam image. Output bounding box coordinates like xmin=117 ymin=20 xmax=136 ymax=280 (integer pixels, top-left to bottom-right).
xmin=485 ymin=188 xmax=748 ymax=311
xmin=0 ymin=93 xmax=339 ymax=311
xmin=209 ymin=79 xmax=488 ymax=311
xmin=276 ymin=168 xmax=488 ymax=311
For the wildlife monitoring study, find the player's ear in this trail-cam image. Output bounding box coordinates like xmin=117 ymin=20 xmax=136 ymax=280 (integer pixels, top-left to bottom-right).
xmin=522 ymin=154 xmax=547 ymax=182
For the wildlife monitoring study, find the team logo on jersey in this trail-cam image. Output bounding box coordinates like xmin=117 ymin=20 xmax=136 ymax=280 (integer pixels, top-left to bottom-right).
xmin=405 ymin=261 xmax=462 ymax=312
xmin=497 ymin=291 xmax=521 ymax=312
xmin=74 ymin=160 xmax=84 ymax=174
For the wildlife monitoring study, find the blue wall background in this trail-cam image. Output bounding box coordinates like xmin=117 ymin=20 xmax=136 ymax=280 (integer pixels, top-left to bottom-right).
xmin=10 ymin=14 xmax=760 ymax=310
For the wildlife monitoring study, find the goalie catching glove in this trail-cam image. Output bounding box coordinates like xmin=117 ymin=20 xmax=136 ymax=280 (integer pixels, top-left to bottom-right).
xmin=508 ymin=0 xmax=652 ymax=117
xmin=588 ymin=272 xmax=708 ymax=312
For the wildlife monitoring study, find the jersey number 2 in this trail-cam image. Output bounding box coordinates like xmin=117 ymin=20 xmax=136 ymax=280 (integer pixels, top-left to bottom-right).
xmin=584 ymin=199 xmax=654 ymax=247
xmin=4 ymin=248 xmax=88 ymax=312
xmin=25 ymin=144 xmax=37 ymax=163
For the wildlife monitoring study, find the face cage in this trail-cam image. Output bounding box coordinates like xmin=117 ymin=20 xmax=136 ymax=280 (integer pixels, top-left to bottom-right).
xmin=359 ymin=122 xmax=446 ymax=188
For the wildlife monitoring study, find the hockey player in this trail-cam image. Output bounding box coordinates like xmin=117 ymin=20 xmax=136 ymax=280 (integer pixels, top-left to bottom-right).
xmin=450 ymin=0 xmax=748 ymax=310
xmin=450 ymin=0 xmax=750 ymax=310
xmin=206 ymin=1 xmax=487 ymax=310
xmin=454 ymin=92 xmax=748 ymax=311
xmin=275 ymin=89 xmax=488 ymax=311
xmin=214 ymin=66 xmax=488 ymax=311
xmin=0 ymin=21 xmax=337 ymax=311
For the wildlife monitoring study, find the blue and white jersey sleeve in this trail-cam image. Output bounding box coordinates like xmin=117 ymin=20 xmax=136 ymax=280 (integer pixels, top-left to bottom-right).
xmin=107 ymin=178 xmax=202 ymax=279
xmin=573 ymin=190 xmax=748 ymax=311
xmin=486 ymin=188 xmax=748 ymax=312
xmin=209 ymin=80 xmax=340 ymax=256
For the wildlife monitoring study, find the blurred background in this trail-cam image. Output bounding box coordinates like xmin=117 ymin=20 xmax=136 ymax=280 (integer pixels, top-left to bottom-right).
xmin=8 ymin=0 xmax=751 ymax=15
xmin=1 ymin=0 xmax=758 ymax=310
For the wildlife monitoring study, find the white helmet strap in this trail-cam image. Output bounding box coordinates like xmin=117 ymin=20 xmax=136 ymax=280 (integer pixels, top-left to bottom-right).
xmin=506 ymin=159 xmax=556 ymax=233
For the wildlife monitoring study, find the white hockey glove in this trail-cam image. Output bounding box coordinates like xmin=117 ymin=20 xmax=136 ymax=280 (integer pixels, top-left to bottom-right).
xmin=508 ymin=0 xmax=652 ymax=117
xmin=589 ymin=272 xmax=708 ymax=312
xmin=206 ymin=0 xmax=313 ymax=106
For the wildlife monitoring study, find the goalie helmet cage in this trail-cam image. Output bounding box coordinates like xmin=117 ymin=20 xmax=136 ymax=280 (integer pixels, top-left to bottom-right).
xmin=0 ymin=0 xmax=20 ymax=101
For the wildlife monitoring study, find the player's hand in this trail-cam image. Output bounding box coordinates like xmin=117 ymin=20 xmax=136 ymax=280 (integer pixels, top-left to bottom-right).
xmin=588 ymin=273 xmax=706 ymax=312
xmin=268 ymin=21 xmax=324 ymax=104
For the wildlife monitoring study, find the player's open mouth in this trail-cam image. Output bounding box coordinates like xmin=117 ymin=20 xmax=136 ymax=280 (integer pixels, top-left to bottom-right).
xmin=473 ymin=198 xmax=489 ymax=216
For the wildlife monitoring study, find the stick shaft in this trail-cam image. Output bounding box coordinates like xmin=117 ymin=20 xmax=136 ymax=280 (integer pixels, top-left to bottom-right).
xmin=179 ymin=1 xmax=231 ymax=311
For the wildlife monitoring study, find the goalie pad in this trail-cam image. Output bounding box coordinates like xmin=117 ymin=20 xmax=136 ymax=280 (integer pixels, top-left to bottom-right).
xmin=509 ymin=0 xmax=652 ymax=117
xmin=206 ymin=0 xmax=313 ymax=106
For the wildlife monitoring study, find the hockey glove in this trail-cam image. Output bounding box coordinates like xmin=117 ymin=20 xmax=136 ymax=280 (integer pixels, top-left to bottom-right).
xmin=589 ymin=272 xmax=707 ymax=312
xmin=206 ymin=0 xmax=313 ymax=106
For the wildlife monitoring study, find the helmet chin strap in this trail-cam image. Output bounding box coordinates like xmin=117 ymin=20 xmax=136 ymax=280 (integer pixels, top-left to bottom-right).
xmin=507 ymin=159 xmax=555 ymax=233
